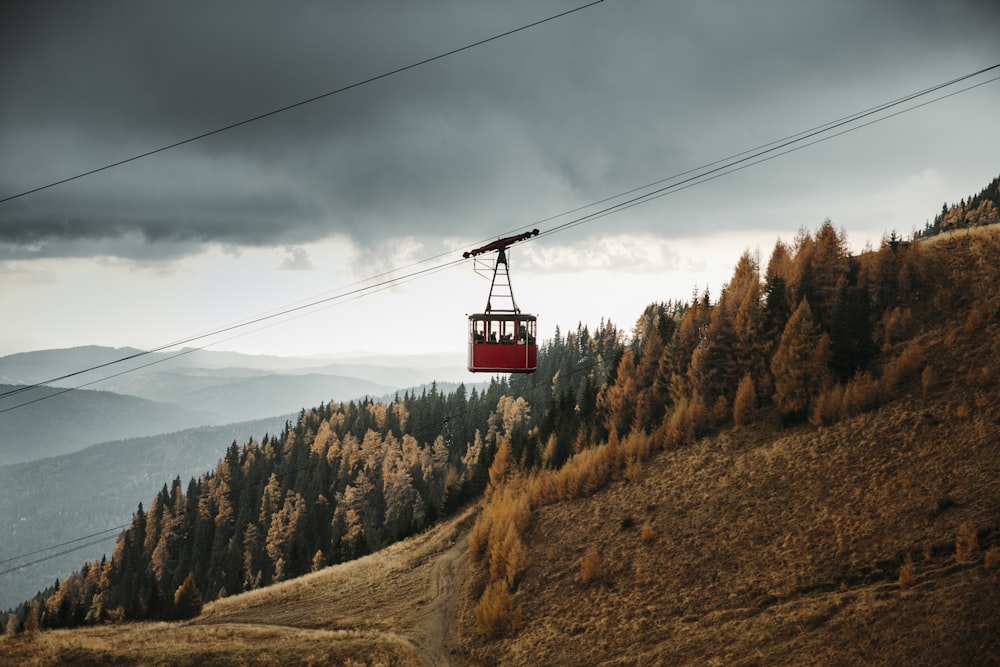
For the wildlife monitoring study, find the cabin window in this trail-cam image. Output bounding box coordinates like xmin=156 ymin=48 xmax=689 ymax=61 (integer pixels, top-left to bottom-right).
xmin=487 ymin=320 xmax=507 ymax=344
xmin=471 ymin=317 xmax=536 ymax=345
xmin=519 ymin=319 xmax=536 ymax=344
xmin=470 ymin=320 xmax=485 ymax=344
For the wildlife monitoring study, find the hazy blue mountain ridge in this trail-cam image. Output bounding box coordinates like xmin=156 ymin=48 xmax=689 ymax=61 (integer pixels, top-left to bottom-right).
xmin=0 ymin=346 xmax=465 ymax=464
xmin=0 ymin=384 xmax=219 ymax=465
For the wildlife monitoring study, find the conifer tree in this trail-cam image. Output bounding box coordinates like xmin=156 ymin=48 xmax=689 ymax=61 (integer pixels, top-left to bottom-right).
xmin=804 ymin=220 xmax=850 ymax=329
xmin=689 ymin=252 xmax=764 ymax=418
xmin=763 ymin=240 xmax=793 ymax=357
xmin=22 ymin=600 xmax=39 ymax=635
xmin=382 ymin=445 xmax=419 ymax=543
xmin=602 ymin=348 xmax=637 ymax=438
xmin=771 ymin=299 xmax=830 ymax=420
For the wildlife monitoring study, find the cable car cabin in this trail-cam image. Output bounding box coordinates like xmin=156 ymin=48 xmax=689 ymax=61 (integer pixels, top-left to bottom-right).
xmin=468 ymin=313 xmax=537 ymax=373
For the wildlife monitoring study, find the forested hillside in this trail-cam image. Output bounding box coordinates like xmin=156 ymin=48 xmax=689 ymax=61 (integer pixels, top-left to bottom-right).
xmin=918 ymin=173 xmax=1000 ymax=238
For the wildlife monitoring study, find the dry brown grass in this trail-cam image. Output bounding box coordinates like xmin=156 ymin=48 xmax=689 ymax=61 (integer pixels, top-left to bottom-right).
xmin=0 ymin=622 xmax=420 ymax=667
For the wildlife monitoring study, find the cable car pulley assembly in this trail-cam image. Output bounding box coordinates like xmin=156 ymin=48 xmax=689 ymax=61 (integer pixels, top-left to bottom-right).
xmin=463 ymin=229 xmax=539 ymax=373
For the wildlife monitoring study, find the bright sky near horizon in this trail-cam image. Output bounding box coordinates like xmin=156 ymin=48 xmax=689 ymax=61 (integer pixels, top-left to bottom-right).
xmin=2 ymin=1 xmax=999 ymax=369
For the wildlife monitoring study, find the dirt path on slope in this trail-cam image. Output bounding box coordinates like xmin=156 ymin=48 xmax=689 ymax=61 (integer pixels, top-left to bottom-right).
xmin=405 ymin=535 xmax=469 ymax=667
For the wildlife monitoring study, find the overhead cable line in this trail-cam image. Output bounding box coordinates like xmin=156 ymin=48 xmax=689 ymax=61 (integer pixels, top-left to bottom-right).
xmin=0 ymin=526 xmax=124 ymax=568
xmin=534 ymin=64 xmax=1000 ymax=241
xmin=2 ymin=63 xmax=997 ymax=413
xmin=523 ymin=63 xmax=1000 ymax=239
xmin=0 ymin=534 xmax=123 ymax=579
xmin=548 ymin=73 xmax=1000 ymax=235
xmin=0 ymin=0 xmax=605 ymax=205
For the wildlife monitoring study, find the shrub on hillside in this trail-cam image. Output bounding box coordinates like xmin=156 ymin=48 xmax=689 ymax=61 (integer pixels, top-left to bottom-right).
xmin=640 ymin=521 xmax=656 ymax=543
xmin=898 ymin=554 xmax=917 ymax=588
xmin=664 ymin=394 xmax=710 ymax=446
xmin=174 ymin=572 xmax=204 ymax=620
xmin=20 ymin=602 xmax=39 ymax=637
xmin=580 ymin=548 xmax=602 ymax=585
xmin=882 ymin=340 xmax=925 ymax=391
xmin=810 ymin=383 xmax=845 ymax=426
xmin=473 ymin=580 xmax=521 ymax=639
xmin=877 ymin=306 xmax=914 ymax=350
xmin=984 ymin=545 xmax=999 ymax=571
xmin=469 ymin=482 xmax=532 ymax=592
xmin=921 ymin=365 xmax=938 ymax=397
xmin=490 ymin=522 xmax=529 ymax=586
xmin=843 ymin=370 xmax=881 ymax=416
xmin=955 ymin=523 xmax=977 ymax=564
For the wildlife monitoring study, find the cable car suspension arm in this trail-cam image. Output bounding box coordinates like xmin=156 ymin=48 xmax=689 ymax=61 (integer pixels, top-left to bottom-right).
xmin=462 ymin=229 xmax=538 ymax=258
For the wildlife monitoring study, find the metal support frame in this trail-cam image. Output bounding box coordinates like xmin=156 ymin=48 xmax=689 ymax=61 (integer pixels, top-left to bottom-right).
xmin=476 ymin=246 xmax=520 ymax=314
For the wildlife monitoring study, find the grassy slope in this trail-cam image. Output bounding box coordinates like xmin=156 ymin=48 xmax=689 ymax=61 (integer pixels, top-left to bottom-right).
xmin=463 ymin=401 xmax=999 ymax=665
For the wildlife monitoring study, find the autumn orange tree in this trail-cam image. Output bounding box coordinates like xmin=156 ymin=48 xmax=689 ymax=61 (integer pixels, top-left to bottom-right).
xmin=771 ymin=298 xmax=831 ymax=421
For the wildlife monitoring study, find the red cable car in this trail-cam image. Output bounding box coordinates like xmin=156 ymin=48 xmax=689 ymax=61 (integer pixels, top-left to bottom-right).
xmin=464 ymin=230 xmax=539 ymax=374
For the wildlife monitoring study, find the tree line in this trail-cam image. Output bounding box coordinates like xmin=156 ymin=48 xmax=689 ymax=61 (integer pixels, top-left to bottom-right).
xmin=918 ymin=173 xmax=1000 ymax=239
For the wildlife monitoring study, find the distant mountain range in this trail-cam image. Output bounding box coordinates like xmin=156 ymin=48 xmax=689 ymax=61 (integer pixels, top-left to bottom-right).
xmin=0 ymin=346 xmax=467 ymax=391
xmin=0 ymin=384 xmax=218 ymax=465
xmin=0 ymin=346 xmax=468 ymax=465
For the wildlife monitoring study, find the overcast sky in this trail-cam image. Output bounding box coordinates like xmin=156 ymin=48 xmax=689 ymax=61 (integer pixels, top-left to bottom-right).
xmin=2 ymin=0 xmax=999 ymax=374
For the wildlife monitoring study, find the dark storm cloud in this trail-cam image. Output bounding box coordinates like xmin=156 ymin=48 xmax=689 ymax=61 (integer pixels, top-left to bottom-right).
xmin=1 ymin=0 xmax=998 ymax=261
